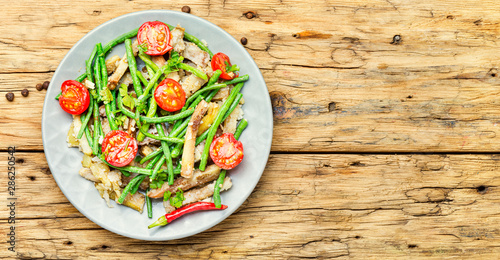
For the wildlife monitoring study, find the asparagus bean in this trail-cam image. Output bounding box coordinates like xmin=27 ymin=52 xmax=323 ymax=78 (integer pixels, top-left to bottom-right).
xmin=125 ymin=39 xmax=143 ymax=97
xmin=156 ymin=122 xmax=174 ymax=185
xmin=139 ymin=148 xmax=162 ymax=164
xmin=178 ymin=63 xmax=208 ymax=80
xmin=213 ymin=170 xmax=226 ymax=208
xmin=234 ymin=118 xmax=248 ymax=140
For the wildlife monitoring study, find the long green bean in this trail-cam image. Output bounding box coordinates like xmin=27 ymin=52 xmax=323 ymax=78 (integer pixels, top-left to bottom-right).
xmin=130 ymin=175 xmax=146 ymax=195
xmin=137 ymin=71 xmax=149 ymax=87
xmin=137 ymin=76 xmax=158 ymax=142
xmin=80 ymin=112 xmax=94 ymax=150
xmin=97 ymin=43 xmax=118 ymax=131
xmin=86 ymin=45 xmax=98 ymax=82
xmin=118 ymin=174 xmax=143 ymax=204
xmin=156 ymin=122 xmax=174 ymax=185
xmin=199 ymin=82 xmax=244 ymax=171
xmin=213 ymin=170 xmax=226 ymax=208
xmin=103 ymin=28 xmax=139 ymax=54
xmin=234 ymin=118 xmax=248 ymax=140
xmin=146 ymin=189 xmax=153 ymax=218
xmin=92 ymin=99 xmax=100 ymax=155
xmin=185 ymin=83 xmax=226 ymax=108
xmin=117 ymin=93 xmax=194 ymax=123
xmin=221 ymin=93 xmax=243 ymax=122
xmin=125 ymin=39 xmax=143 ymax=97
xmin=136 ymin=121 xmax=184 ymax=143
xmin=76 ymin=96 xmax=94 ymax=139
xmin=223 ymin=74 xmax=249 ymax=86
xmin=139 ymin=148 xmax=162 ymax=164
xmin=138 ymin=51 xmax=159 ymax=72
xmin=178 ymin=63 xmax=208 ymax=80
xmin=151 ymin=155 xmax=166 ymax=181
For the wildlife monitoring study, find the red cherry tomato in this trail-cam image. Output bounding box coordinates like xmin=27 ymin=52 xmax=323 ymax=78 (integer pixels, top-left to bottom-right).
xmin=101 ymin=130 xmax=138 ymax=167
xmin=59 ymin=80 xmax=90 ymax=115
xmin=211 ymin=52 xmax=238 ymax=80
xmin=209 ymin=133 xmax=244 ymax=170
xmin=137 ymin=21 xmax=172 ymax=56
xmin=154 ymin=78 xmax=186 ymax=112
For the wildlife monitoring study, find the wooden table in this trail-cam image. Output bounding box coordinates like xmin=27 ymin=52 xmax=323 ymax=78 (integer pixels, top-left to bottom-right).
xmin=2 ymin=0 xmax=500 ymax=258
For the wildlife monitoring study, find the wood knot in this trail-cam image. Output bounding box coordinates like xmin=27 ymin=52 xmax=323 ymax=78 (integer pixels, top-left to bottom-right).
xmin=28 ymin=176 xmax=36 ymax=181
xmin=477 ymin=185 xmax=487 ymax=193
xmin=446 ymin=15 xmax=454 ymax=19
xmin=390 ymin=35 xmax=402 ymax=45
xmin=244 ymin=11 xmax=256 ymax=19
xmin=328 ymin=102 xmax=339 ymax=112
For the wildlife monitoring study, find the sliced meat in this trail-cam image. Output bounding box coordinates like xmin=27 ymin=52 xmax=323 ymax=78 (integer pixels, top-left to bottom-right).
xmin=101 ymin=117 xmax=111 ymax=136
xmin=212 ymin=86 xmax=231 ymax=101
xmin=194 ymin=140 xmax=205 ymax=162
xmin=152 ymin=55 xmax=166 ymax=68
xmin=79 ymin=167 xmax=99 ymax=182
xmin=164 ymin=177 xmax=232 ymax=214
xmin=107 ymin=40 xmax=138 ymax=90
xmin=166 ymin=71 xmax=181 ymax=82
xmin=105 ymin=55 xmax=121 ymax=75
xmin=171 ymin=26 xmax=186 ymax=53
xmin=180 ymin=73 xmax=208 ymax=98
xmin=122 ymin=192 xmax=145 ymax=213
xmin=181 ymin=100 xmax=209 ymax=178
xmin=183 ymin=41 xmax=210 ymax=68
xmin=222 ymin=104 xmax=243 ymax=134
xmin=147 ymin=164 xmax=221 ymax=198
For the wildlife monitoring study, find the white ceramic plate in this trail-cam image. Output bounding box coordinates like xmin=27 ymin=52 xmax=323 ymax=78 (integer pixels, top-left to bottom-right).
xmin=42 ymin=10 xmax=273 ymax=241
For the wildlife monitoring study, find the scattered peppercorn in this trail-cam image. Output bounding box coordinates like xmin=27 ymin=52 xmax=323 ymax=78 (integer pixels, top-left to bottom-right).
xmin=21 ymin=89 xmax=29 ymax=97
xmin=240 ymin=37 xmax=248 ymax=45
xmin=36 ymin=83 xmax=43 ymax=91
xmin=182 ymin=6 xmax=191 ymax=13
xmin=391 ymin=35 xmax=402 ymax=45
xmin=42 ymin=81 xmax=50 ymax=90
xmin=244 ymin=11 xmax=256 ymax=19
xmin=5 ymin=92 xmax=14 ymax=101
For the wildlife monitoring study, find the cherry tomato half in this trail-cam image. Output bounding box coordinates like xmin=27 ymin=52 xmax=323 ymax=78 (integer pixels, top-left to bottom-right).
xmin=154 ymin=78 xmax=186 ymax=112
xmin=59 ymin=80 xmax=90 ymax=115
xmin=101 ymin=130 xmax=138 ymax=167
xmin=137 ymin=21 xmax=172 ymax=56
xmin=209 ymin=133 xmax=244 ymax=170
xmin=211 ymin=52 xmax=238 ymax=80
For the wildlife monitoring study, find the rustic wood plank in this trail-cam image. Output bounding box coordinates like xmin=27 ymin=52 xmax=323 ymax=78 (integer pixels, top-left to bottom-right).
xmin=3 ymin=1 xmax=500 ymax=151
xmin=1 ymin=152 xmax=500 ymax=258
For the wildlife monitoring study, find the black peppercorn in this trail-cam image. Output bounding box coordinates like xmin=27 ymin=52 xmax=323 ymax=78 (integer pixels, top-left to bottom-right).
xmin=21 ymin=89 xmax=29 ymax=97
xmin=182 ymin=6 xmax=191 ymax=13
xmin=42 ymin=81 xmax=50 ymax=90
xmin=240 ymin=37 xmax=248 ymax=45
xmin=36 ymin=83 xmax=43 ymax=91
xmin=5 ymin=92 xmax=14 ymax=101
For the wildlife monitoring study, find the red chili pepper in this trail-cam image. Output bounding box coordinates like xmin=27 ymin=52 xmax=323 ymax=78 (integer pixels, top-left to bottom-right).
xmin=148 ymin=202 xmax=228 ymax=229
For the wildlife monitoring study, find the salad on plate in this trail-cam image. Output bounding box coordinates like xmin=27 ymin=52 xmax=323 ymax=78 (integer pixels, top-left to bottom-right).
xmin=58 ymin=20 xmax=249 ymax=229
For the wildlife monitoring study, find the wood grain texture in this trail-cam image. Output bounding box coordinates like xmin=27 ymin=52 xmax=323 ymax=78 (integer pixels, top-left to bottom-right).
xmin=2 ymin=0 xmax=500 ymax=151
xmin=1 ymin=153 xmax=500 ymax=259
